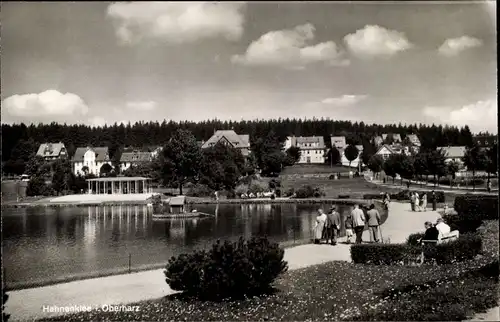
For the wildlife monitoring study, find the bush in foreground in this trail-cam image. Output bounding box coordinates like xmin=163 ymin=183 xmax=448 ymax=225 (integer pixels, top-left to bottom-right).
xmin=350 ymin=243 xmax=421 ymax=265
xmin=165 ymin=237 xmax=288 ymax=300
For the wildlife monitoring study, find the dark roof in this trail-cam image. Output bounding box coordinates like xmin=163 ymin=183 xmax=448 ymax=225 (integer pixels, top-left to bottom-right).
xmin=86 ymin=176 xmax=150 ymax=182
xmin=120 ymin=152 xmax=152 ymax=162
xmin=72 ymin=147 xmax=110 ymax=162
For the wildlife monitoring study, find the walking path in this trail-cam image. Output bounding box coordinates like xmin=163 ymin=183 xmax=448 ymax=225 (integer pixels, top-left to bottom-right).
xmin=367 ymin=177 xmax=498 ymax=195
xmin=3 ymin=202 xmax=445 ymax=321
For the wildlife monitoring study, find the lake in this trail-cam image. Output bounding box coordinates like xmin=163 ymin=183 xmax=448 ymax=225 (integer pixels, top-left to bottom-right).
xmin=2 ymin=202 xmax=387 ymax=289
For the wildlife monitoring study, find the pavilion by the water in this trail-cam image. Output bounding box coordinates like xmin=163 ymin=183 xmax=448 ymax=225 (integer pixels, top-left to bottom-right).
xmin=86 ymin=176 xmax=153 ymax=194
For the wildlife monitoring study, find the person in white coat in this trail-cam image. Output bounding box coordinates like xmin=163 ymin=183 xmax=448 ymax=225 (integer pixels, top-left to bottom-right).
xmin=313 ymin=209 xmax=327 ymax=244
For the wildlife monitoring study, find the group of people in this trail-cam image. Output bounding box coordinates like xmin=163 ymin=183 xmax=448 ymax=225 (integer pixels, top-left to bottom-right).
xmin=313 ymin=203 xmax=382 ymax=245
xmin=419 ymin=217 xmax=451 ymax=244
xmin=410 ymin=191 xmax=428 ymax=212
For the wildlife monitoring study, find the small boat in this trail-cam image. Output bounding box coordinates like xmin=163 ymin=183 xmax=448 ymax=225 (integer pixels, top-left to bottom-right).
xmin=152 ymin=195 xmax=213 ymax=219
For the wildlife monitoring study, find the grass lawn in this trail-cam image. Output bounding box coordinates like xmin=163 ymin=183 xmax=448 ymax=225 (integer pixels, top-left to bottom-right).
xmin=281 ymin=177 xmax=395 ymax=198
xmin=280 ymin=164 xmax=353 ymax=175
xmin=43 ymin=220 xmax=499 ymax=322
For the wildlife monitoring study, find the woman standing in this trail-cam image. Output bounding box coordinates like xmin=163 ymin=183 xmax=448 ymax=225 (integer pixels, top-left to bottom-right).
xmin=383 ymin=192 xmax=390 ymax=210
xmin=313 ymin=209 xmax=327 ymax=244
xmin=414 ymin=192 xmax=420 ymax=212
xmin=420 ymin=193 xmax=428 ymax=211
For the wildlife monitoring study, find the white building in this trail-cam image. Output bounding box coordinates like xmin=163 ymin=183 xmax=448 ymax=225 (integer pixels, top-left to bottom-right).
xmin=36 ymin=142 xmax=68 ymax=161
xmin=330 ymin=136 xmax=347 ymax=150
xmin=285 ymin=136 xmax=325 ymax=164
xmin=375 ymin=144 xmax=396 ymax=161
xmin=72 ymin=147 xmax=111 ymax=176
xmin=341 ymin=144 xmax=364 ymax=168
xmin=437 ymin=146 xmax=466 ymax=165
xmin=201 ymin=130 xmax=250 ymax=156
xmin=382 ymin=133 xmax=402 ymax=144
xmin=120 ymin=151 xmax=153 ymax=172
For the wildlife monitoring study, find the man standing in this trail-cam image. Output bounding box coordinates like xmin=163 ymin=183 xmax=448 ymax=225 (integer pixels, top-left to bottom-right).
xmin=410 ymin=192 xmax=416 ymax=211
xmin=366 ymin=204 xmax=381 ymax=243
xmin=351 ymin=204 xmax=366 ymax=244
xmin=327 ymin=206 xmax=341 ymax=245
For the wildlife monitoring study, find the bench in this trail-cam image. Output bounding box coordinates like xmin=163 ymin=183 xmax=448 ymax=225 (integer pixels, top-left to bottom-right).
xmin=420 ymin=230 xmax=460 ymax=264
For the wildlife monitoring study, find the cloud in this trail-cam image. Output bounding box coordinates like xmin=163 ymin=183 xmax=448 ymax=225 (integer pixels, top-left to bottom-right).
xmin=344 ymin=25 xmax=413 ymax=58
xmin=126 ymin=101 xmax=157 ymax=111
xmin=232 ymin=23 xmax=349 ymax=69
xmin=320 ymin=95 xmax=367 ymax=106
xmin=106 ymin=2 xmax=246 ymax=45
xmin=1 ymin=90 xmax=89 ymax=121
xmin=438 ymin=36 xmax=483 ymax=57
xmin=88 ymin=116 xmax=107 ymax=127
xmin=423 ymin=99 xmax=497 ymax=133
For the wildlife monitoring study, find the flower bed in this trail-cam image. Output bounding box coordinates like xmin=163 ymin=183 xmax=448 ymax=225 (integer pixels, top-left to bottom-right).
xmin=42 ymin=257 xmax=498 ymax=322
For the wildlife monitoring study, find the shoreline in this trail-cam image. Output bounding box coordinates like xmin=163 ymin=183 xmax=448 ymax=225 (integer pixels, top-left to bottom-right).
xmin=5 ymin=238 xmax=314 ymax=292
xmin=1 ymin=197 xmax=383 ymax=208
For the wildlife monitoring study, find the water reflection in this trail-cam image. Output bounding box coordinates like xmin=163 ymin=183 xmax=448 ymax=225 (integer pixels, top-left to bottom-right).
xmin=2 ymin=202 xmax=384 ymax=288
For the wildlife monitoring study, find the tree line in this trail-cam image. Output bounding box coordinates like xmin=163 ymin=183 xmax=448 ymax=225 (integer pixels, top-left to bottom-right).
xmin=2 ymin=119 xmax=486 ymax=176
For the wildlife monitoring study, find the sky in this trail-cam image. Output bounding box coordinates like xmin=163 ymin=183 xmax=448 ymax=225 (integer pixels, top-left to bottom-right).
xmin=1 ymin=1 xmax=497 ymax=133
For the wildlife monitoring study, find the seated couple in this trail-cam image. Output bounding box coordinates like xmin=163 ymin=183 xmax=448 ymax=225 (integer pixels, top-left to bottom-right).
xmin=420 ymin=218 xmax=458 ymax=244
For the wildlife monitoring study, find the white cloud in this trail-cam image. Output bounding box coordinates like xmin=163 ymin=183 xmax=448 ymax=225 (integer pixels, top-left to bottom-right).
xmin=344 ymin=25 xmax=413 ymax=58
xmin=126 ymin=101 xmax=157 ymax=111
xmin=438 ymin=36 xmax=483 ymax=57
xmin=88 ymin=116 xmax=107 ymax=127
xmin=232 ymin=23 xmax=349 ymax=69
xmin=106 ymin=2 xmax=246 ymax=45
xmin=423 ymin=99 xmax=498 ymax=133
xmin=1 ymin=90 xmax=89 ymax=121
xmin=321 ymin=95 xmax=367 ymax=106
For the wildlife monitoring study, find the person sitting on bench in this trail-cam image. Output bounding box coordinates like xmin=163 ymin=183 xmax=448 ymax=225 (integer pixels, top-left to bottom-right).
xmin=435 ymin=217 xmax=451 ymax=240
xmin=420 ymin=221 xmax=439 ymax=244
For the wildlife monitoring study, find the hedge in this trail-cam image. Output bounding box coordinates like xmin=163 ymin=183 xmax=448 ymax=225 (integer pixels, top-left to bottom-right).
xmin=294 ymin=185 xmax=325 ymax=198
xmin=454 ymin=195 xmax=499 ymax=221
xmin=164 ymin=237 xmax=288 ymax=300
xmin=350 ymin=244 xmax=421 ymax=265
xmin=352 ymin=234 xmax=482 ymax=266
xmin=406 ymin=232 xmax=425 ymax=246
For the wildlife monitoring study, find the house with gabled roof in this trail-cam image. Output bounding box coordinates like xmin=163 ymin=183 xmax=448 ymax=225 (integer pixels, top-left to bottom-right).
xmin=72 ymin=147 xmax=111 ymax=176
xmin=201 ymin=130 xmax=250 ymax=156
xmin=437 ymin=146 xmax=466 ymax=165
xmin=382 ymin=133 xmax=402 ymax=144
xmin=120 ymin=151 xmax=154 ymax=172
xmin=372 ymin=135 xmax=384 ymax=147
xmin=285 ymin=135 xmax=326 ymax=164
xmin=330 ymin=136 xmax=347 ymax=150
xmin=341 ymin=144 xmax=364 ymax=168
xmin=375 ymin=144 xmax=397 ymax=161
xmin=36 ymin=142 xmax=67 ymax=161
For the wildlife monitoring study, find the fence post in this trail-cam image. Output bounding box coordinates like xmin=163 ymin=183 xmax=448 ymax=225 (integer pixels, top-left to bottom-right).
xmin=128 ymin=253 xmax=131 ymax=274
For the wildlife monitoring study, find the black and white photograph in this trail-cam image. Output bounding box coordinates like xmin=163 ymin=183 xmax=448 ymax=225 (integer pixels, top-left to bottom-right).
xmin=1 ymin=1 xmax=498 ymax=321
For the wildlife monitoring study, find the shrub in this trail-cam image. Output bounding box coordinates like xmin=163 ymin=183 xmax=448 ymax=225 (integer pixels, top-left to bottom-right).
xmin=443 ymin=213 xmax=482 ymax=234
xmin=350 ymin=243 xmax=421 ymax=265
xmin=424 ymin=234 xmax=483 ymax=265
xmin=268 ymin=178 xmax=281 ymax=189
xmin=454 ymin=195 xmax=499 ymax=221
xmin=363 ymin=193 xmax=384 ymax=200
xmin=185 ymin=183 xmax=214 ymax=197
xmin=284 ymin=188 xmax=295 ymax=197
xmin=338 ymin=195 xmax=350 ymax=199
xmin=406 ymin=232 xmax=425 ymax=246
xmin=248 ymin=180 xmax=268 ymax=194
xmin=295 ymin=185 xmax=325 ymax=198
xmin=164 ymin=237 xmax=288 ymax=300
xmin=235 ymin=184 xmax=249 ymax=197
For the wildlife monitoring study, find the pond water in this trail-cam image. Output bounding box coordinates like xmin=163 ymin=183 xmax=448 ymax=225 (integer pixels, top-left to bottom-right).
xmin=2 ymin=203 xmax=387 ymax=288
